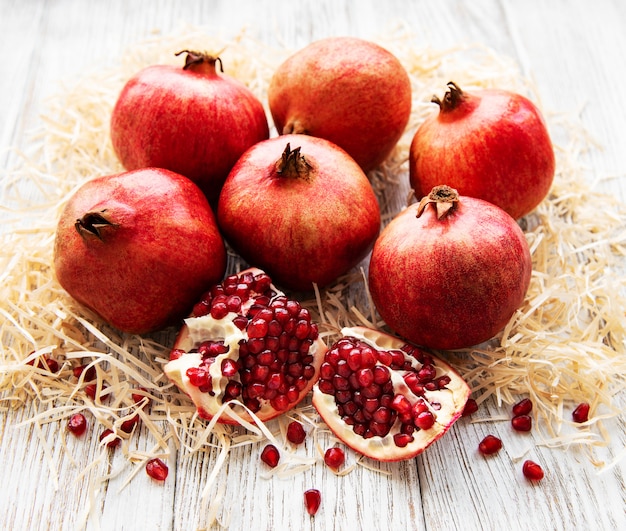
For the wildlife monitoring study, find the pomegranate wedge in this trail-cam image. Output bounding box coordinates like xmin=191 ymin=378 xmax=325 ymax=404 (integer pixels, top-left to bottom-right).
xmin=312 ymin=327 xmax=470 ymax=461
xmin=164 ymin=268 xmax=326 ymax=425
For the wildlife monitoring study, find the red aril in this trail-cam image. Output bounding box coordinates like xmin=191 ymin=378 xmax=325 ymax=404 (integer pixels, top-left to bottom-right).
xmin=304 ymin=489 xmax=322 ymax=516
xmin=511 ymin=415 xmax=532 ymax=432
xmin=312 ymin=327 xmax=471 ymax=461
xmin=512 ymin=398 xmax=533 ymax=416
xmin=368 ymin=185 xmax=532 ymax=350
xmin=478 ymin=434 xmax=502 ymax=455
xmin=268 ymin=37 xmax=412 ymax=173
xmin=67 ymin=413 xmax=88 ymax=437
xmin=462 ymin=398 xmax=479 ymax=417
xmin=146 ymin=458 xmax=169 ymax=481
xmin=217 ymin=136 xmax=381 ymax=291
xmin=163 ymin=268 xmax=326 ymax=425
xmin=409 ymin=81 xmax=555 ymax=220
xmin=53 ymin=168 xmax=226 ymax=334
xmin=522 ymin=460 xmax=544 ymax=481
xmin=286 ymin=421 xmax=307 ymax=445
xmin=260 ymin=444 xmax=280 ymax=468
xmin=100 ymin=429 xmax=121 ymax=449
xmin=572 ymin=402 xmax=590 ymax=423
xmin=323 ymin=447 xmax=345 ymax=470
xmin=111 ymin=51 xmax=269 ymax=203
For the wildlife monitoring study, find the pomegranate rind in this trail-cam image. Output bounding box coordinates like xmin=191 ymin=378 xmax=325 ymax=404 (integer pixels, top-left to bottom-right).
xmin=163 ymin=268 xmax=327 ymax=425
xmin=312 ymin=326 xmax=471 ymax=462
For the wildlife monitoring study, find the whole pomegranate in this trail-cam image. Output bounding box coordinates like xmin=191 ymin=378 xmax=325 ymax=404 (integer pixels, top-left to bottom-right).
xmin=163 ymin=268 xmax=327 ymax=424
xmin=312 ymin=327 xmax=471 ymax=461
xmin=110 ymin=50 xmax=269 ymax=203
xmin=409 ymin=81 xmax=555 ymax=219
xmin=268 ymin=37 xmax=412 ymax=173
xmin=217 ymin=135 xmax=381 ymax=292
xmin=368 ymin=185 xmax=532 ymax=350
xmin=53 ymin=168 xmax=226 ymax=334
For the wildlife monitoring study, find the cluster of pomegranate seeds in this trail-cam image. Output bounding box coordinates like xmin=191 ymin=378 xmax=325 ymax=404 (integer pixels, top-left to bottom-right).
xmin=304 ymin=489 xmax=322 ymax=516
xmin=183 ymin=271 xmax=321 ymax=414
xmin=317 ymin=337 xmax=448 ymax=448
xmin=522 ymin=459 xmax=544 ymax=481
xmin=572 ymin=402 xmax=590 ymax=423
xmin=324 ymin=447 xmax=345 ymax=470
xmin=146 ymin=458 xmax=169 ymax=481
xmin=286 ymin=421 xmax=307 ymax=445
xmin=478 ymin=434 xmax=502 ymax=455
xmin=67 ymin=413 xmax=88 ymax=437
xmin=260 ymin=443 xmax=280 ymax=468
xmin=511 ymin=398 xmax=533 ymax=432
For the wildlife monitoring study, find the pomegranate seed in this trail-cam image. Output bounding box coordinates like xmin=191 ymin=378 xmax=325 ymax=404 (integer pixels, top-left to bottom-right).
xmin=120 ymin=414 xmax=141 ymax=433
xmin=100 ymin=429 xmax=121 ymax=449
xmin=67 ymin=413 xmax=88 ymax=437
xmin=522 ymin=460 xmax=544 ymax=481
xmin=393 ymin=433 xmax=414 ymax=447
xmin=572 ymin=402 xmax=590 ymax=423
xmin=324 ymin=447 xmax=345 ymax=470
xmin=146 ymin=458 xmax=169 ymax=481
xmin=478 ymin=434 xmax=502 ymax=455
xmin=132 ymin=388 xmax=152 ymax=409
xmin=286 ymin=421 xmax=306 ymax=444
xmin=512 ymin=398 xmax=533 ymax=416
xmin=414 ymin=410 xmax=435 ymax=430
xmin=85 ymin=383 xmax=108 ymax=401
xmin=303 ymin=489 xmax=321 ymax=516
xmin=260 ymin=444 xmax=280 ymax=468
xmin=511 ymin=414 xmax=532 ymax=432
xmin=462 ymin=398 xmax=478 ymax=417
xmin=73 ymin=364 xmax=96 ymax=381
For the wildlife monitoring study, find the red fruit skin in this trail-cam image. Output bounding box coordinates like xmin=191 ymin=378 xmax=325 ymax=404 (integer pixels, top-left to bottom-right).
xmin=409 ymin=85 xmax=555 ymax=220
xmin=111 ymin=55 xmax=269 ymax=203
xmin=368 ymin=191 xmax=532 ymax=350
xmin=217 ymin=135 xmax=381 ymax=291
xmin=268 ymin=37 xmax=412 ymax=173
xmin=53 ymin=168 xmax=226 ymax=334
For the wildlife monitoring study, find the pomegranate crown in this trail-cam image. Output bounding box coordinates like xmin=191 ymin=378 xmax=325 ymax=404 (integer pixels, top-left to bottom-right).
xmin=431 ymin=81 xmax=467 ymax=112
xmin=175 ymin=49 xmax=224 ymax=72
xmin=416 ymin=185 xmax=460 ymax=219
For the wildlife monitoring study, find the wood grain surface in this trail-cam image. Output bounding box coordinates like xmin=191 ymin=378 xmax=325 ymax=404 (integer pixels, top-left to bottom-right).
xmin=1 ymin=1 xmax=625 ymax=530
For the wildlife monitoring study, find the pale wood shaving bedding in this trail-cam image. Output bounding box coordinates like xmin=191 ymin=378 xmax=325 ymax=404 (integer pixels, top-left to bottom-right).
xmin=0 ymin=26 xmax=624 ymax=513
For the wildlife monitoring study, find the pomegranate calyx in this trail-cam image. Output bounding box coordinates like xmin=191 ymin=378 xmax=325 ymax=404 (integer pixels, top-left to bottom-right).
xmin=416 ymin=185 xmax=460 ymax=220
xmin=75 ymin=210 xmax=119 ymax=240
xmin=275 ymin=143 xmax=315 ymax=181
xmin=432 ymin=81 xmax=467 ymax=112
xmin=175 ymin=49 xmax=223 ymax=73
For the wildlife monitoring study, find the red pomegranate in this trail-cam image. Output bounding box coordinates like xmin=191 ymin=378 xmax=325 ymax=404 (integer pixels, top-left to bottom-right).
xmin=268 ymin=37 xmax=412 ymax=173
xmin=110 ymin=51 xmax=269 ymax=203
xmin=409 ymin=82 xmax=555 ymax=219
xmin=53 ymin=168 xmax=226 ymax=334
xmin=312 ymin=327 xmax=471 ymax=461
xmin=368 ymin=185 xmax=532 ymax=350
xmin=217 ymin=135 xmax=381 ymax=292
xmin=163 ymin=268 xmax=327 ymax=424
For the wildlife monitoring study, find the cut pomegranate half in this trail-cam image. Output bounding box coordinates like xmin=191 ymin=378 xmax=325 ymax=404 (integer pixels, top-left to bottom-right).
xmin=312 ymin=326 xmax=471 ymax=461
xmin=163 ymin=268 xmax=327 ymax=425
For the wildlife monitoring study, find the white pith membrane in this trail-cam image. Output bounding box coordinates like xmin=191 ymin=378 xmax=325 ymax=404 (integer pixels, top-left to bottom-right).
xmin=312 ymin=327 xmax=471 ymax=461
xmin=0 ymin=24 xmax=624 ymax=528
xmin=162 ymin=268 xmax=327 ymax=424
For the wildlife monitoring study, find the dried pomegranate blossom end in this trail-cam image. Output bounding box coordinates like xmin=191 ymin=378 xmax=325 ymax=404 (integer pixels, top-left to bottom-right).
xmin=275 ymin=143 xmax=315 ymax=181
xmin=416 ymin=184 xmax=460 ymax=220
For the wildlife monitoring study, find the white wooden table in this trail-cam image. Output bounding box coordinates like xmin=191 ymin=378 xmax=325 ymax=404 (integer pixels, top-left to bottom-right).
xmin=1 ymin=1 xmax=625 ymax=530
